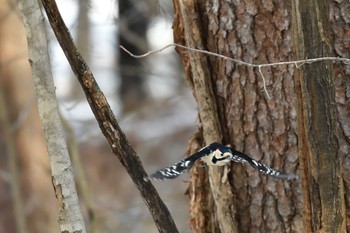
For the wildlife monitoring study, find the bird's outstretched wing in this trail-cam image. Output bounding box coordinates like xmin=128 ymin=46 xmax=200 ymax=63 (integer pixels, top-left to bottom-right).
xmin=145 ymin=143 xmax=297 ymax=181
xmin=144 ymin=143 xmax=220 ymax=181
xmin=229 ymin=149 xmax=297 ymax=180
xmin=144 ymin=158 xmax=195 ymax=181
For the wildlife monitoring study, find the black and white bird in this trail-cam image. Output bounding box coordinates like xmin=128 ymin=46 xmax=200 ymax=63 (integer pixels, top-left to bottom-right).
xmin=145 ymin=142 xmax=297 ymax=181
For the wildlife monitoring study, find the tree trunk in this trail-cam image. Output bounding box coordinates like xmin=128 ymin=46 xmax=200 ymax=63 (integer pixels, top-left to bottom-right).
xmin=0 ymin=1 xmax=59 ymax=232
xmin=330 ymin=1 xmax=350 ymax=231
xmin=291 ymin=0 xmax=346 ymax=232
xmin=18 ymin=0 xmax=87 ymax=232
xmin=172 ymin=0 xmax=349 ymax=232
xmin=118 ymin=0 xmax=151 ymax=112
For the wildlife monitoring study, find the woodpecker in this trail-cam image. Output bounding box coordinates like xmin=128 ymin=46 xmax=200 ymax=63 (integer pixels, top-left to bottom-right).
xmin=145 ymin=142 xmax=297 ymax=181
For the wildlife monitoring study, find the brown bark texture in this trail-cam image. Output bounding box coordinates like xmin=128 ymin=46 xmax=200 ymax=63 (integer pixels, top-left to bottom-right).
xmin=292 ymin=0 xmax=346 ymax=232
xmin=330 ymin=1 xmax=350 ymax=232
xmin=173 ymin=0 xmax=349 ymax=232
xmin=173 ymin=1 xmax=238 ymax=233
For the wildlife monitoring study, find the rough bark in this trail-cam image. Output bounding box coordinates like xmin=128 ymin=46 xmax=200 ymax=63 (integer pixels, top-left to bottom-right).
xmin=330 ymin=1 xmax=350 ymax=231
xmin=291 ymin=0 xmax=346 ymax=232
xmin=171 ymin=0 xmax=348 ymax=232
xmin=173 ymin=1 xmax=238 ymax=232
xmin=173 ymin=0 xmax=350 ymax=232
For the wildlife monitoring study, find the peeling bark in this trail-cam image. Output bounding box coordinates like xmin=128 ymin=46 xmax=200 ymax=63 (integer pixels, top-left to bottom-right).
xmin=173 ymin=1 xmax=238 ymax=232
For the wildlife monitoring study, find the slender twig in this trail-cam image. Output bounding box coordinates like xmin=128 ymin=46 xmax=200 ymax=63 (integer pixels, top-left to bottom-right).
xmin=258 ymin=66 xmax=270 ymax=99
xmin=120 ymin=43 xmax=350 ymax=68
xmin=120 ymin=43 xmax=350 ymax=98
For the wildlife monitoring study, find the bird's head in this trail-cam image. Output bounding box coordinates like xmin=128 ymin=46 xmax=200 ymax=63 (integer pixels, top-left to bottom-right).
xmin=210 ymin=146 xmax=233 ymax=166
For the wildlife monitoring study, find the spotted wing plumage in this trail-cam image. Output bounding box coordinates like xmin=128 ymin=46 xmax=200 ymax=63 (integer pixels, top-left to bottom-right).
xmin=144 ymin=159 xmax=194 ymax=181
xmin=145 ymin=142 xmax=297 ymax=181
xmin=230 ymin=149 xmax=297 ymax=180
xmin=145 ymin=144 xmax=215 ymax=181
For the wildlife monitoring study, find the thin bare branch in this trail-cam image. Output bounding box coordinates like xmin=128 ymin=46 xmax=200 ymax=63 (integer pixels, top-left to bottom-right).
xmin=258 ymin=66 xmax=270 ymax=99
xmin=120 ymin=43 xmax=350 ymax=98
xmin=120 ymin=43 xmax=350 ymax=68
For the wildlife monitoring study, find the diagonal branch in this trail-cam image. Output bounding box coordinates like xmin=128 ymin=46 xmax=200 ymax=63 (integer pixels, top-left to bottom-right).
xmin=40 ymin=0 xmax=179 ymax=232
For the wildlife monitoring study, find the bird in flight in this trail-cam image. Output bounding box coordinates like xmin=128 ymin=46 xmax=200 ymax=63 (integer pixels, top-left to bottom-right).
xmin=145 ymin=142 xmax=297 ymax=181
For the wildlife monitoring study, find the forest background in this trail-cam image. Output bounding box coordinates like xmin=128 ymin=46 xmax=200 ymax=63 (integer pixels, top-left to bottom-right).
xmin=0 ymin=0 xmax=349 ymax=233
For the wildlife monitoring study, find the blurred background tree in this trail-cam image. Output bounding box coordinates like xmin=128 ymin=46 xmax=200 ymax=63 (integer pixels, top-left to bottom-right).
xmin=118 ymin=0 xmax=150 ymax=112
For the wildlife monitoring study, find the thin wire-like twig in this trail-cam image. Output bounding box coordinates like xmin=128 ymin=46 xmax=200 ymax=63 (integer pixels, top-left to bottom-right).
xmin=120 ymin=43 xmax=350 ymax=67
xmin=120 ymin=43 xmax=350 ymax=98
xmin=258 ymin=66 xmax=270 ymax=99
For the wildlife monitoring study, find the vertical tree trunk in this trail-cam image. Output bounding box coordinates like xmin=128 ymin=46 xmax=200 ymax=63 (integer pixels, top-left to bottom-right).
xmin=0 ymin=1 xmax=59 ymax=232
xmin=173 ymin=0 xmax=348 ymax=232
xmin=291 ymin=0 xmax=346 ymax=232
xmin=19 ymin=0 xmax=87 ymax=232
xmin=118 ymin=0 xmax=150 ymax=112
xmin=330 ymin=1 xmax=350 ymax=231
xmin=173 ymin=1 xmax=238 ymax=232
